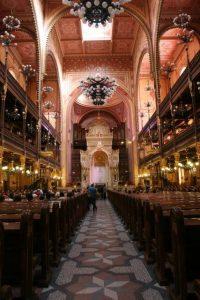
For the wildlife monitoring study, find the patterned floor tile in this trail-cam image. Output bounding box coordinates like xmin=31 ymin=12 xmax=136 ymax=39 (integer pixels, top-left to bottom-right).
xmin=38 ymin=200 xmax=169 ymax=300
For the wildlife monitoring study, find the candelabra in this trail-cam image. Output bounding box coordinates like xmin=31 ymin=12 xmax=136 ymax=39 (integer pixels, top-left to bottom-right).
xmin=146 ymin=101 xmax=152 ymax=120
xmin=21 ymin=64 xmax=36 ymax=157
xmin=161 ymin=62 xmax=176 ymax=149
xmin=140 ymin=112 xmax=144 ymax=129
xmin=43 ymin=99 xmax=54 ymax=147
xmin=173 ymin=13 xmax=197 ymax=142
xmin=41 ymin=85 xmax=55 ymax=169
xmin=37 ymin=83 xmax=54 ymax=155
xmin=0 ymin=15 xmax=21 ymax=148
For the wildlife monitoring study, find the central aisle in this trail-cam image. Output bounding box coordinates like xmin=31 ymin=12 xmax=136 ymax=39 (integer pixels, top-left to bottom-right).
xmin=40 ymin=200 xmax=169 ymax=300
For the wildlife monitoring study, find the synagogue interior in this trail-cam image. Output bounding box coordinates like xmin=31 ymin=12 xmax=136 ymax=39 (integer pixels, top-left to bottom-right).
xmin=0 ymin=0 xmax=200 ymax=299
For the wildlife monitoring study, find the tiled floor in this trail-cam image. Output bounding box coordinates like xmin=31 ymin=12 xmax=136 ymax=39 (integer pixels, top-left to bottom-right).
xmin=39 ymin=200 xmax=169 ymax=300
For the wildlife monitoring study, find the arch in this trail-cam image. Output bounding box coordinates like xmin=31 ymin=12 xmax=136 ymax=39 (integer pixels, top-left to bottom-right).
xmin=45 ymin=49 xmax=62 ymax=84
xmin=45 ymin=5 xmax=151 ymax=41
xmin=153 ymin=1 xmax=200 ymax=104
xmin=61 ymin=81 xmax=134 ymax=186
xmin=159 ymin=24 xmax=200 ymax=40
xmin=135 ymin=48 xmax=149 ymax=133
xmin=152 ymin=0 xmax=164 ymax=106
xmin=44 ymin=5 xmax=152 ymax=187
xmin=5 ymin=15 xmax=40 ymax=97
xmin=66 ymin=84 xmax=134 ymax=134
xmin=45 ymin=50 xmax=62 ymax=100
xmin=136 ymin=50 xmax=156 ymax=131
xmin=90 ymin=150 xmax=110 ymax=185
xmin=158 ymin=27 xmax=200 ymax=102
xmin=91 ymin=149 xmax=109 ymax=162
xmin=79 ymin=110 xmax=120 ymax=126
xmin=43 ymin=50 xmax=62 ymax=131
xmin=29 ymin=0 xmax=43 ymax=103
xmin=8 ymin=68 xmax=17 ymax=80
xmin=43 ymin=5 xmax=154 ymax=80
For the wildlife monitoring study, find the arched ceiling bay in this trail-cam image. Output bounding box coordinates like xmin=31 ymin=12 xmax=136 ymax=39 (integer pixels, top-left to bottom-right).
xmin=54 ymin=12 xmax=139 ymax=56
xmin=159 ymin=0 xmax=200 ymax=33
xmin=80 ymin=110 xmax=119 ymax=129
xmin=76 ymin=86 xmax=124 ymax=107
xmin=0 ymin=0 xmax=38 ymax=68
xmin=74 ymin=100 xmax=125 ymax=124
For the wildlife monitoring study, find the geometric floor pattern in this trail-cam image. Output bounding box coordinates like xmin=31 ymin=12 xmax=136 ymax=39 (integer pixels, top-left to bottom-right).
xmin=39 ymin=200 xmax=169 ymax=300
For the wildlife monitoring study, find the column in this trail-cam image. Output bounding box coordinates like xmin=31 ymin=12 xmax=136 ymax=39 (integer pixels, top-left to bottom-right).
xmin=160 ymin=158 xmax=166 ymax=188
xmin=196 ymin=142 xmax=200 ymax=185
xmin=174 ymin=152 xmax=180 ymax=185
xmin=0 ymin=147 xmax=4 ymax=191
xmin=132 ymin=140 xmax=139 ymax=186
xmin=19 ymin=155 xmax=26 ymax=188
xmin=33 ymin=160 xmax=40 ymax=177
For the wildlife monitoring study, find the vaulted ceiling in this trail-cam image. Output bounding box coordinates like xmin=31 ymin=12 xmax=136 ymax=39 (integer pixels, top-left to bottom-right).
xmin=0 ymin=0 xmax=37 ymax=67
xmin=159 ymin=0 xmax=200 ymax=32
xmin=54 ymin=13 xmax=139 ymax=56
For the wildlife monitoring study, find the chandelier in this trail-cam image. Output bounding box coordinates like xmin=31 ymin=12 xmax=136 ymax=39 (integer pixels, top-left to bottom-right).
xmin=5 ymin=105 xmax=21 ymax=121
xmin=0 ymin=15 xmax=21 ymax=47
xmin=173 ymin=13 xmax=191 ymax=28
xmin=43 ymin=100 xmax=54 ymax=110
xmin=21 ymin=64 xmax=36 ymax=81
xmin=27 ymin=120 xmax=36 ymax=135
xmin=80 ymin=74 xmax=117 ymax=105
xmin=63 ymin=0 xmax=130 ymax=27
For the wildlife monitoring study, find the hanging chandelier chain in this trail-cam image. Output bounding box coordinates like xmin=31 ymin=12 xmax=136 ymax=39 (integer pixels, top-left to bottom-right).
xmin=63 ymin=0 xmax=131 ymax=27
xmin=80 ymin=74 xmax=117 ymax=105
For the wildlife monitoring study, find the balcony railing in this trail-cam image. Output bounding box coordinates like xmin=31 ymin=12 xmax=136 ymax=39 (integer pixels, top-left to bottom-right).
xmin=0 ymin=62 xmax=61 ymax=153
xmin=138 ymin=50 xmax=200 ymax=138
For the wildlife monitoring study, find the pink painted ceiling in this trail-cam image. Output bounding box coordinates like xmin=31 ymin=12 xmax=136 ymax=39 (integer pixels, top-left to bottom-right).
xmin=17 ymin=43 xmax=36 ymax=63
xmin=76 ymin=87 xmax=124 ymax=107
xmin=81 ymin=113 xmax=118 ymax=129
xmin=57 ymin=17 xmax=82 ymax=40
xmin=74 ymin=101 xmax=125 ymax=124
xmin=55 ymin=14 xmax=137 ymax=57
xmin=159 ymin=0 xmax=200 ymax=33
xmin=0 ymin=0 xmax=32 ymax=14
xmin=0 ymin=0 xmax=37 ymax=67
xmin=159 ymin=28 xmax=184 ymax=66
xmin=73 ymin=85 xmax=128 ymax=125
xmin=61 ymin=40 xmax=83 ymax=55
xmin=140 ymin=52 xmax=150 ymax=75
xmin=47 ymin=0 xmax=146 ymax=17
xmin=162 ymin=0 xmax=200 ymax=14
xmin=46 ymin=54 xmax=57 ymax=76
xmin=113 ymin=16 xmax=136 ymax=39
xmin=0 ymin=0 xmax=36 ymax=32
xmin=85 ymin=41 xmax=112 ymax=54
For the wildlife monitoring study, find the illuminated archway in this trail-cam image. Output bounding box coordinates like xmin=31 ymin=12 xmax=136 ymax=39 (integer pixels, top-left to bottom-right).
xmin=90 ymin=151 xmax=109 ymax=185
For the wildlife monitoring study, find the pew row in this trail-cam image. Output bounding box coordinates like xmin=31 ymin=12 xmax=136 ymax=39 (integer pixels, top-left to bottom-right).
xmin=108 ymin=190 xmax=200 ymax=300
xmin=0 ymin=192 xmax=89 ymax=299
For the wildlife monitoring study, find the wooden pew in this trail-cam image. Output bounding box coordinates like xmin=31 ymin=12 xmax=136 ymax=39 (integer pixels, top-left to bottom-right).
xmin=194 ymin=280 xmax=200 ymax=299
xmin=0 ymin=222 xmax=13 ymax=300
xmin=0 ymin=202 xmax=51 ymax=287
xmin=153 ymin=204 xmax=200 ymax=284
xmin=59 ymin=199 xmax=68 ymax=253
xmin=169 ymin=208 xmax=200 ymax=300
xmin=0 ymin=211 xmax=35 ymax=299
xmin=108 ymin=189 xmax=200 ymax=299
xmin=49 ymin=202 xmax=60 ymax=267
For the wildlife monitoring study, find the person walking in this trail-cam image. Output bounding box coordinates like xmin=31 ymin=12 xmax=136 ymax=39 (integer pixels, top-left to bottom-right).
xmin=103 ymin=184 xmax=107 ymax=200
xmin=88 ymin=184 xmax=97 ymax=211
